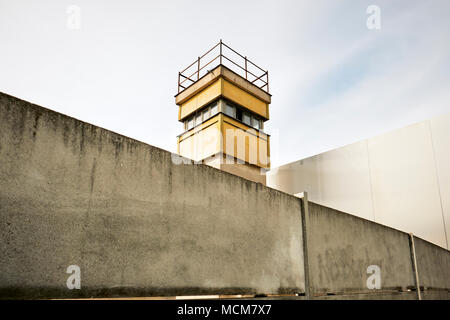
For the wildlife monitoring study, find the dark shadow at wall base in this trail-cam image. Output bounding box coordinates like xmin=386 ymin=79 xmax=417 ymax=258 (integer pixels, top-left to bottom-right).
xmin=0 ymin=286 xmax=304 ymax=300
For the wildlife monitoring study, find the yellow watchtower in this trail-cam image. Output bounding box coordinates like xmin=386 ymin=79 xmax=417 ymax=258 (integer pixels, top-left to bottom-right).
xmin=175 ymin=40 xmax=271 ymax=184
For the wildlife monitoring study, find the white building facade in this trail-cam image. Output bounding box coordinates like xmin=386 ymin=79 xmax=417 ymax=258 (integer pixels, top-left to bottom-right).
xmin=267 ymin=113 xmax=450 ymax=249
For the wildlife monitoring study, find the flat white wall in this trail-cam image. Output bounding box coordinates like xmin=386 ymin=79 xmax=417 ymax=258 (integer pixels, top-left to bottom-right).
xmin=267 ymin=113 xmax=450 ymax=249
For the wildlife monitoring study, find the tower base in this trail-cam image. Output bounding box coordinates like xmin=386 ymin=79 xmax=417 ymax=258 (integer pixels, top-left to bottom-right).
xmin=203 ymin=154 xmax=267 ymax=185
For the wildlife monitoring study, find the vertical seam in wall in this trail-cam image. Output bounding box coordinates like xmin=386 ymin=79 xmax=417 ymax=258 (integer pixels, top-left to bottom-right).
xmin=300 ymin=193 xmax=311 ymax=299
xmin=408 ymin=233 xmax=422 ymax=300
xmin=317 ymin=155 xmax=322 ymax=204
xmin=365 ymin=139 xmax=376 ymax=222
xmin=427 ymin=120 xmax=449 ymax=249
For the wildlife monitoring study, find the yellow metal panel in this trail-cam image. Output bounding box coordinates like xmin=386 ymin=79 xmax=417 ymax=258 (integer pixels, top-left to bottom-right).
xmin=222 ymin=79 xmax=269 ymax=119
xmin=178 ymin=117 xmax=221 ymax=161
xmin=221 ymin=117 xmax=270 ymax=169
xmin=179 ymin=79 xmax=222 ymax=121
xmin=221 ymin=116 xmax=269 ymax=140
xmin=178 ymin=115 xmax=270 ymax=168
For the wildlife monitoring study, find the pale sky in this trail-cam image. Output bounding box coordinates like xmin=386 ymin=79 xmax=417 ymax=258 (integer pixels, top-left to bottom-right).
xmin=1 ymin=0 xmax=449 ymax=168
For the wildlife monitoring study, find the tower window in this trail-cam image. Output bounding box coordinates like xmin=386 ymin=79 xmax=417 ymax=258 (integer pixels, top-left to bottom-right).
xmin=252 ymin=116 xmax=260 ymax=129
xmin=225 ymin=103 xmax=235 ymax=118
xmin=243 ymin=113 xmax=251 ymax=126
xmin=210 ymin=103 xmax=218 ymax=116
xmin=202 ymin=108 xmax=210 ymax=121
xmin=184 ymin=100 xmax=220 ymax=132
xmin=236 ymin=108 xmax=242 ymax=121
xmin=195 ymin=113 xmax=202 ymax=126
xmin=187 ymin=117 xmax=194 ymax=130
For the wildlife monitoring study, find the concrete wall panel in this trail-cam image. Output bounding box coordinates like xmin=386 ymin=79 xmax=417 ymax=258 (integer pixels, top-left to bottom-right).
xmin=0 ymin=92 xmax=304 ymax=298
xmin=307 ymin=202 xmax=416 ymax=295
xmin=1 ymin=92 xmax=449 ymax=300
xmin=414 ymin=237 xmax=450 ymax=290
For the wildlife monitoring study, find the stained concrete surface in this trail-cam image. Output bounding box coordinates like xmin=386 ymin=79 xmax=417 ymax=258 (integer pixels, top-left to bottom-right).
xmin=0 ymin=92 xmax=304 ymax=299
xmin=1 ymin=92 xmax=449 ymax=300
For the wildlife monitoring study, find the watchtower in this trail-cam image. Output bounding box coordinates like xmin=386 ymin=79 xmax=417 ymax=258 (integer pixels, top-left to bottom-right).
xmin=175 ymin=40 xmax=271 ymax=184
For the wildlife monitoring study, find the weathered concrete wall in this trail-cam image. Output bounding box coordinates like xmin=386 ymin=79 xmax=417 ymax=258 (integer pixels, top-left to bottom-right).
xmin=1 ymin=92 xmax=449 ymax=300
xmin=315 ymin=291 xmax=418 ymax=300
xmin=0 ymin=92 xmax=304 ymax=298
xmin=305 ymin=202 xmax=416 ymax=298
xmin=414 ymin=237 xmax=450 ymax=290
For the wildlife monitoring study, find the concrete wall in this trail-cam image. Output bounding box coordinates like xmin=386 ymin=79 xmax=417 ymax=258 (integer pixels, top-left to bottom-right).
xmin=302 ymin=201 xmax=450 ymax=299
xmin=306 ymin=202 xmax=416 ymax=296
xmin=297 ymin=200 xmax=450 ymax=299
xmin=305 ymin=202 xmax=417 ymax=299
xmin=414 ymin=237 xmax=450 ymax=291
xmin=0 ymin=92 xmax=304 ymax=298
xmin=267 ymin=113 xmax=450 ymax=249
xmin=1 ymin=92 xmax=449 ymax=299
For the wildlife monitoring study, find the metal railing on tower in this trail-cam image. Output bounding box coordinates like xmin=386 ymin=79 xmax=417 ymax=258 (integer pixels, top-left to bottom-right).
xmin=177 ymin=40 xmax=269 ymax=94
